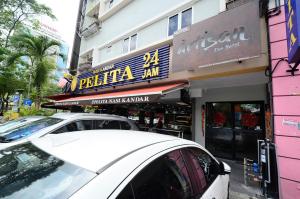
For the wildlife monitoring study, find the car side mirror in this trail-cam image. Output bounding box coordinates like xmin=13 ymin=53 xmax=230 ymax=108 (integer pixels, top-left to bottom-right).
xmin=219 ymin=161 xmax=231 ymax=175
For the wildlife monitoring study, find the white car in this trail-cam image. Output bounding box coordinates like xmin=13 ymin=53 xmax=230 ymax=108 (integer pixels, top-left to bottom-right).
xmin=0 ymin=130 xmax=231 ymax=199
xmin=0 ymin=113 xmax=138 ymax=150
xmin=0 ymin=116 xmax=44 ymax=133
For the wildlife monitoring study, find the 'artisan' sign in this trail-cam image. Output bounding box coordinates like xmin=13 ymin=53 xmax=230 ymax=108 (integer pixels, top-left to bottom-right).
xmin=285 ymin=0 xmax=300 ymax=64
xmin=172 ymin=1 xmax=261 ymax=72
xmin=69 ymin=46 xmax=169 ymax=94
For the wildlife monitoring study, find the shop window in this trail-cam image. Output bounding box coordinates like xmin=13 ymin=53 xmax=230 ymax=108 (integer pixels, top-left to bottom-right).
xmin=206 ymin=103 xmax=232 ymax=128
xmin=234 ymin=104 xmax=262 ymax=130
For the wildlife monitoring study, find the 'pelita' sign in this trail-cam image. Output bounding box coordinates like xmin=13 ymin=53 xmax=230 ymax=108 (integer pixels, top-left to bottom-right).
xmin=68 ymin=46 xmax=169 ymax=94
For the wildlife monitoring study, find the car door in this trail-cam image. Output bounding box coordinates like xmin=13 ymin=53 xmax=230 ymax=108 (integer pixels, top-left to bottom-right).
xmin=116 ymin=149 xmax=193 ymax=199
xmin=181 ymin=147 xmax=229 ymax=199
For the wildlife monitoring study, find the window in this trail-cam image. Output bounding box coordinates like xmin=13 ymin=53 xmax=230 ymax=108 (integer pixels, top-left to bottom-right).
xmin=123 ymin=38 xmax=129 ymax=53
xmin=206 ymin=103 xmax=232 ymax=128
xmin=0 ymin=118 xmax=63 ymax=142
xmin=94 ymin=120 xmax=120 ymax=129
xmin=182 ymin=147 xmax=220 ymax=197
xmin=181 ymin=8 xmax=192 ymax=29
xmin=102 ymin=120 xmax=120 ymax=129
xmin=130 ymin=34 xmax=137 ymax=51
xmin=81 ymin=120 xmax=93 ymax=130
xmin=120 ymin=121 xmax=131 ymax=130
xmin=107 ymin=45 xmax=112 ymax=53
xmin=117 ymin=150 xmax=193 ymax=199
xmin=168 ymin=8 xmax=192 ymax=36
xmin=51 ymin=120 xmax=92 ymax=134
xmin=123 ymin=34 xmax=138 ymax=53
xmin=109 ymin=0 xmax=114 ymax=8
xmin=168 ymin=14 xmax=178 ymax=36
xmin=0 ymin=143 xmax=96 ymax=199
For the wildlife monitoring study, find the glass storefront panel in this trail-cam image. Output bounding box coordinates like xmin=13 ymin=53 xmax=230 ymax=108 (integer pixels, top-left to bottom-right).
xmin=206 ymin=102 xmax=265 ymax=161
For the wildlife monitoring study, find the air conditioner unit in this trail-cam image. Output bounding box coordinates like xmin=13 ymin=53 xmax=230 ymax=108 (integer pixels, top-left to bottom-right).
xmin=80 ymin=20 xmax=102 ymax=38
xmin=226 ymin=0 xmax=251 ymax=10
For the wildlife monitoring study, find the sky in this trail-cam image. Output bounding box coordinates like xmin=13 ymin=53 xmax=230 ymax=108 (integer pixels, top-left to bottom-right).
xmin=37 ymin=0 xmax=81 ymax=66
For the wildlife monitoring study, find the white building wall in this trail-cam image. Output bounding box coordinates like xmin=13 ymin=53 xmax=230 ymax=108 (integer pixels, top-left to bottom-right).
xmin=194 ymin=84 xmax=267 ymax=147
xmin=80 ymin=0 xmax=221 ymax=66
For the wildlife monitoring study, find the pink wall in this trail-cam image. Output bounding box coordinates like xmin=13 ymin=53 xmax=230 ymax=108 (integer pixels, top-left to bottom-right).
xmin=270 ymin=6 xmax=300 ymax=199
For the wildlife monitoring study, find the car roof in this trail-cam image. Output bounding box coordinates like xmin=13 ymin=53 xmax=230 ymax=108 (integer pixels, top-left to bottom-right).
xmin=32 ymin=130 xmax=192 ymax=173
xmin=51 ymin=113 xmax=128 ymax=120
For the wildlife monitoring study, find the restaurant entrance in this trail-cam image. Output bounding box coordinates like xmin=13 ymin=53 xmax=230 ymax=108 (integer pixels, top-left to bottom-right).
xmin=205 ymin=101 xmax=265 ymax=160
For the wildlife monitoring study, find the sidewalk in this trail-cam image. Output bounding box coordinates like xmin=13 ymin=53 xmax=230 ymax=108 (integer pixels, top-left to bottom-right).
xmin=220 ymin=159 xmax=264 ymax=199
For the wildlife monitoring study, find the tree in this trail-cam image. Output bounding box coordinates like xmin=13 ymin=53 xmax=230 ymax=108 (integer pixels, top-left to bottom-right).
xmin=0 ymin=0 xmax=55 ymax=47
xmin=8 ymin=33 xmax=65 ymax=109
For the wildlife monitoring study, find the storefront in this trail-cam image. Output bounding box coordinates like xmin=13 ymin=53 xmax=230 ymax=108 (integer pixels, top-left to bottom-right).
xmin=47 ymin=1 xmax=269 ymax=162
xmin=171 ymin=1 xmax=269 ymax=161
xmin=45 ymin=44 xmax=193 ymax=139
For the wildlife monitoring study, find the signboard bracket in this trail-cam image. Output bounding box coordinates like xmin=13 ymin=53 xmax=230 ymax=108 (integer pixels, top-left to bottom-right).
xmin=286 ymin=61 xmax=300 ymax=76
xmin=265 ymin=58 xmax=300 ymax=77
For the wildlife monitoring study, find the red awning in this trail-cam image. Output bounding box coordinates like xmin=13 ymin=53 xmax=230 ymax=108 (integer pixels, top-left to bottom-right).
xmin=53 ymin=83 xmax=187 ymax=106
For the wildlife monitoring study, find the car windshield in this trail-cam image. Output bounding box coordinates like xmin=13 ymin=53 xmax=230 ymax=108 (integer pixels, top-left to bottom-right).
xmin=0 ymin=143 xmax=96 ymax=199
xmin=0 ymin=119 xmax=28 ymax=133
xmin=0 ymin=118 xmax=63 ymax=143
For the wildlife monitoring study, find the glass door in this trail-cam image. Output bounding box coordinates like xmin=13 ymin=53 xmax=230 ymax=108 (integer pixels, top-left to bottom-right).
xmin=206 ymin=102 xmax=265 ymax=161
xmin=206 ymin=102 xmax=234 ymax=159
xmin=233 ymin=103 xmax=265 ymax=161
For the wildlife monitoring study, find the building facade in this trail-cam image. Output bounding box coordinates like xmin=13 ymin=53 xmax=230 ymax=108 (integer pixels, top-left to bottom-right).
xmin=48 ymin=0 xmax=300 ymax=198
xmin=69 ymin=0 xmax=268 ymax=160
xmin=268 ymin=0 xmax=300 ymax=198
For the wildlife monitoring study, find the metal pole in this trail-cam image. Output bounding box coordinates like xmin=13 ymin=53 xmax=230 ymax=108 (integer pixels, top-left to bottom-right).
xmin=28 ymin=73 xmax=32 ymax=98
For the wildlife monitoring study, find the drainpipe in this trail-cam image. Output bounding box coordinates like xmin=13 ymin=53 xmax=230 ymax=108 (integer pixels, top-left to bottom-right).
xmin=262 ymin=0 xmax=281 ymax=143
xmin=70 ymin=0 xmax=85 ymax=76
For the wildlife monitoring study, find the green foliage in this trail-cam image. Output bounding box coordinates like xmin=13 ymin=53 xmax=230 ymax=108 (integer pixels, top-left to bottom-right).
xmin=0 ymin=0 xmax=55 ymax=47
xmin=0 ymin=0 xmax=57 ymax=113
xmin=3 ymin=106 xmax=55 ymax=121
xmin=8 ymin=32 xmax=64 ymax=108
xmin=19 ymin=106 xmax=55 ymax=116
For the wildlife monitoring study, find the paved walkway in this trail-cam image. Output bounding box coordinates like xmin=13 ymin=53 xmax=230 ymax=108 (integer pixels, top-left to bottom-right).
xmin=220 ymin=158 xmax=265 ymax=199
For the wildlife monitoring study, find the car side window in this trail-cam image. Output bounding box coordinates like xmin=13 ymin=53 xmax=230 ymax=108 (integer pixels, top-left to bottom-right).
xmin=81 ymin=120 xmax=92 ymax=130
xmin=51 ymin=126 xmax=68 ymax=134
xmin=120 ymin=121 xmax=131 ymax=130
xmin=182 ymin=147 xmax=220 ymax=197
xmin=117 ymin=149 xmax=193 ymax=199
xmin=52 ymin=121 xmax=92 ymax=134
xmin=102 ymin=120 xmax=120 ymax=129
